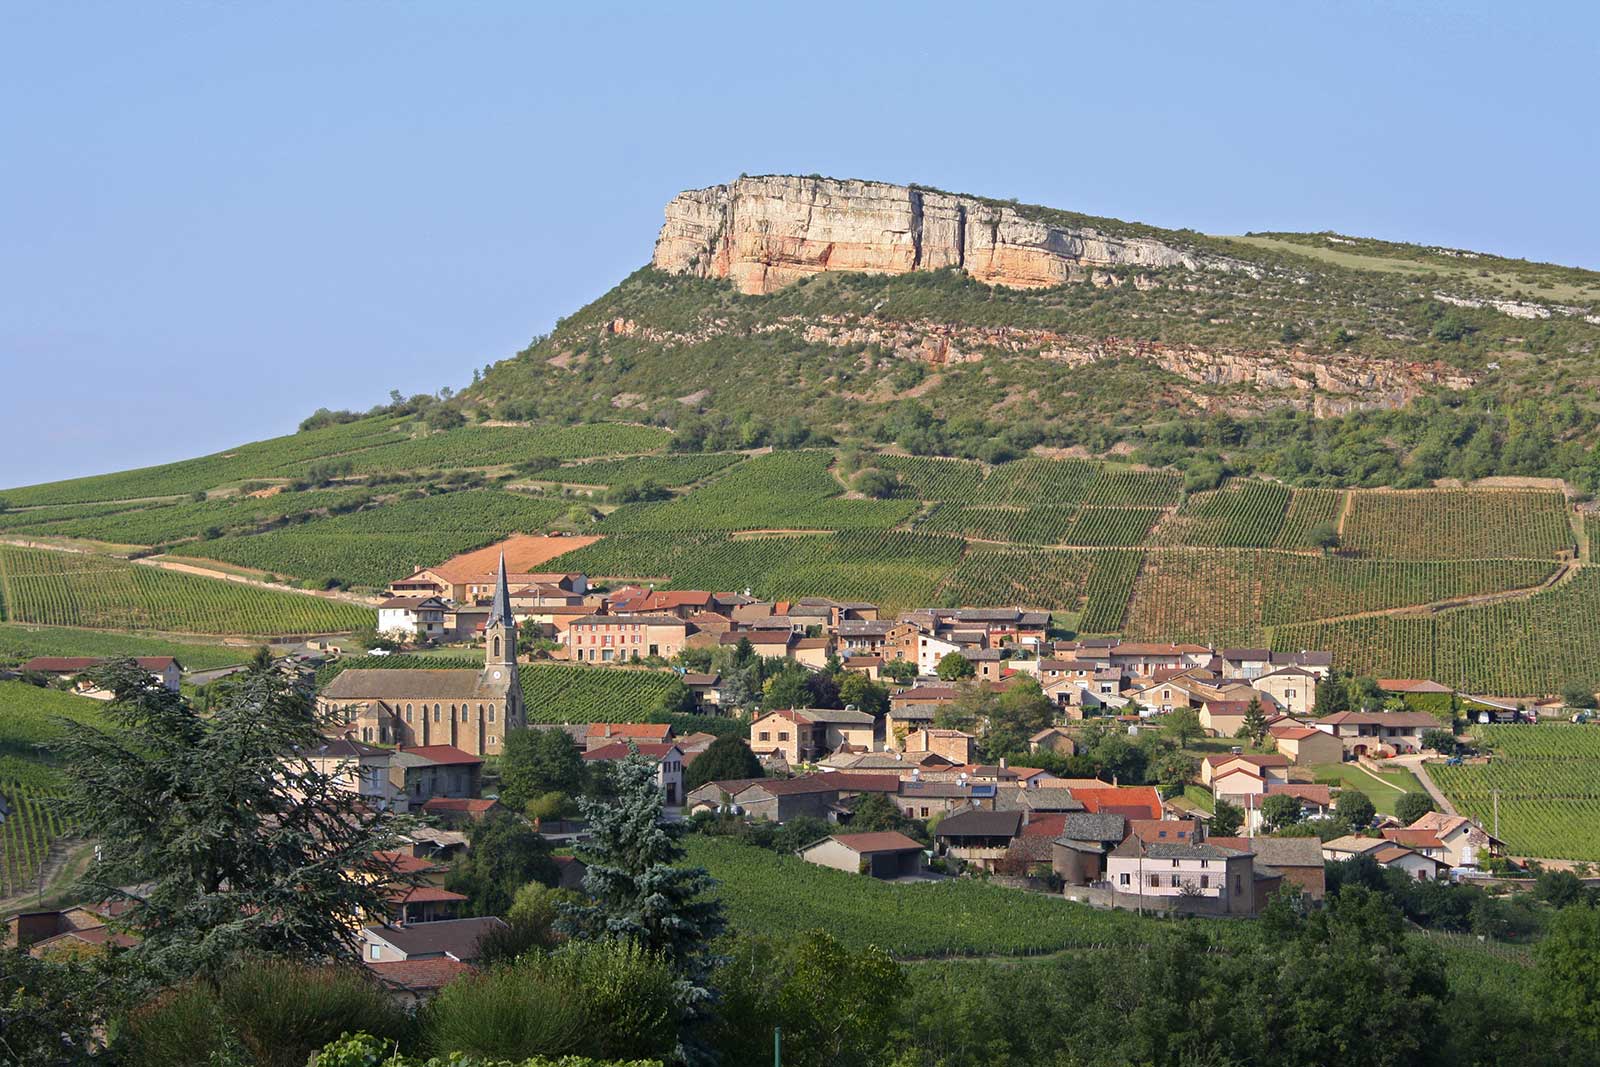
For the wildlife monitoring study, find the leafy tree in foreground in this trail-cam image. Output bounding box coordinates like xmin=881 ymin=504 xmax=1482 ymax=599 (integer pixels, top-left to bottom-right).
xmin=1261 ymin=793 xmax=1303 ymax=832
xmin=1162 ymin=706 xmax=1203 ymax=749
xmin=1537 ymin=903 xmax=1600 ymax=1045
xmin=499 ymin=726 xmax=584 ymax=810
xmin=935 ymin=652 xmax=974 ymax=681
xmin=1394 ymin=791 xmax=1437 ymax=825
xmin=446 ymin=810 xmax=560 ymax=916
xmin=881 ymin=658 xmax=917 ymax=684
xmin=1211 ymin=798 xmax=1244 ymax=838
xmin=682 ymin=735 xmax=763 ymax=792
xmin=1336 ymin=788 xmax=1376 ymax=829
xmin=56 ymin=658 xmax=413 ymax=980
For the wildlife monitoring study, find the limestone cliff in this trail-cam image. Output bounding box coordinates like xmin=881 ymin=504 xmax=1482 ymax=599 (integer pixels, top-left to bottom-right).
xmin=653 ymin=175 xmax=1247 ymax=295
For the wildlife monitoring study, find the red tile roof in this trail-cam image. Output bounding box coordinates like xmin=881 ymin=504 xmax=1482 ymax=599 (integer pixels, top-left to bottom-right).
xmin=387 ymin=886 xmax=468 ymax=904
xmin=367 ymin=958 xmax=472 ymax=991
xmin=581 ymin=741 xmax=679 ymax=761
xmin=421 ymin=798 xmax=500 ymax=815
xmin=1069 ymin=786 xmax=1163 ymax=821
xmin=585 ymin=722 xmax=673 ymax=740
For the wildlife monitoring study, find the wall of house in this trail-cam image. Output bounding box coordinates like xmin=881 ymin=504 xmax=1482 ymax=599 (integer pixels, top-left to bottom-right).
xmin=801 ymin=838 xmax=862 ymax=874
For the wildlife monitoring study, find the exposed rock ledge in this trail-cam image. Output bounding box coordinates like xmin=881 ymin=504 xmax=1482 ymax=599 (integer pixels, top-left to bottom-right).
xmin=653 ymin=175 xmax=1250 ymax=295
xmin=599 ymin=314 xmax=1475 ymax=418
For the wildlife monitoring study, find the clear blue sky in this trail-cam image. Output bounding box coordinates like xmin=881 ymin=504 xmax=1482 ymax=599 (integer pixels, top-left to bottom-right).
xmin=4 ymin=1 xmax=1597 ymax=488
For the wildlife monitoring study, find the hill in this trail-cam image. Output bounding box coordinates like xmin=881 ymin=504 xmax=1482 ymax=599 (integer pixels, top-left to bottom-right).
xmin=3 ymin=174 xmax=1599 ymax=698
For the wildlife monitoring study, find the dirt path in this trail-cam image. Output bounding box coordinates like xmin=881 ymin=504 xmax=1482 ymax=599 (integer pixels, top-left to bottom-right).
xmin=0 ymin=839 xmax=92 ymax=919
xmin=1335 ymin=490 xmax=1354 ymax=538
xmin=1407 ymin=760 xmax=1459 ymax=816
xmin=133 ymin=556 xmax=382 ymax=606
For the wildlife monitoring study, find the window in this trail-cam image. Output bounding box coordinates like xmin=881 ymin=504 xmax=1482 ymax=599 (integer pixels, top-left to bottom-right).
xmin=362 ymin=727 xmax=371 ymax=742
xmin=1199 ymin=859 xmax=1209 ymax=869
xmin=1171 ymin=859 xmax=1179 ymax=867
xmin=759 ymin=731 xmax=770 ymax=742
xmin=778 ymin=731 xmax=790 ymax=742
xmin=1200 ymin=875 xmax=1210 ymax=889
xmin=1171 ymin=875 xmax=1181 ymax=887
xmin=461 ymin=707 xmax=469 ymax=722
xmin=1119 ymin=872 xmax=1131 ymax=886
xmin=489 ymin=735 xmax=497 ymax=746
xmin=920 ymin=807 xmax=929 ymax=818
xmin=488 ymin=704 xmax=496 ymax=723
xmin=1148 ymin=875 xmax=1159 ymax=888
xmin=369 ymin=944 xmax=381 ymax=960
xmin=434 ymin=705 xmax=441 ymax=722
xmin=1234 ymin=877 xmax=1243 ymax=895
xmin=405 ymin=704 xmax=413 ymax=722
xmin=492 ymin=636 xmax=501 ymax=658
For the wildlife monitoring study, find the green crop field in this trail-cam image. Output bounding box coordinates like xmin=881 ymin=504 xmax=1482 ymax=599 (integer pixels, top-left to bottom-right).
xmin=3 ymin=487 xmax=374 ymax=547
xmin=1341 ymin=490 xmax=1573 ymax=560
xmin=1273 ymin=489 xmax=1348 ymax=549
xmin=1431 ymin=724 xmax=1600 ymax=860
xmin=0 ymin=623 xmax=249 ymax=672
xmin=550 ymin=530 xmax=964 ymax=611
xmin=0 ymin=680 xmax=116 ymax=791
xmin=600 ymin=451 xmax=917 ymax=532
xmin=292 ymin=423 xmax=671 ymax=476
xmin=0 ymin=545 xmax=373 ymax=636
xmin=871 ymin=455 xmax=987 ymax=500
xmin=170 ymin=490 xmax=569 ymax=588
xmin=549 ymin=452 xmax=746 ymax=486
xmin=1163 ymin=480 xmax=1291 ymax=547
xmin=1126 ymin=550 xmax=1557 ymax=644
xmin=933 ymin=546 xmax=1141 ymax=627
xmin=1273 ymin=568 xmax=1600 ymax=696
xmin=684 ymin=835 xmax=1162 ymax=957
xmin=0 ymin=781 xmax=80 ymax=896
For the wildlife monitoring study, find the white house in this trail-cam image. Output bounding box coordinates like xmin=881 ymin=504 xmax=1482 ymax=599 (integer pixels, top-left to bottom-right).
xmin=377 ymin=596 xmax=450 ymax=643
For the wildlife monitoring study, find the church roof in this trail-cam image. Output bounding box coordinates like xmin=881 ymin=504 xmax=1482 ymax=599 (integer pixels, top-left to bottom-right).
xmin=320 ymin=668 xmax=507 ymax=701
xmin=487 ymin=552 xmax=516 ymax=631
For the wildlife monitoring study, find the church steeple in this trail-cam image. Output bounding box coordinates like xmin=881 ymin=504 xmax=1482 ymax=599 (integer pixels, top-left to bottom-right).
xmin=485 ymin=552 xmax=517 ymax=670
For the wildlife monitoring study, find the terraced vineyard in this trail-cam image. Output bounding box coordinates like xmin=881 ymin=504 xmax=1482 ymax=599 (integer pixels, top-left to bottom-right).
xmin=1273 ymin=489 xmax=1348 ymax=549
xmin=1126 ymin=550 xmax=1558 ymax=644
xmin=600 ymin=451 xmax=918 ymax=532
xmin=170 ymin=490 xmax=569 ymax=588
xmin=3 ymin=487 xmax=374 ymax=547
xmin=0 ymin=783 xmax=77 ymax=896
xmin=1274 ymin=568 xmax=1600 ymax=696
xmin=1162 ymin=480 xmax=1291 ymax=547
xmin=550 ymin=452 xmax=746 ymax=486
xmin=871 ymin=455 xmax=987 ymax=500
xmin=1341 ymin=490 xmax=1574 ymax=560
xmin=0 ymin=546 xmax=373 ymax=635
xmin=301 ymin=423 xmax=671 ymax=476
xmin=935 ymin=546 xmax=1141 ymax=627
xmin=1431 ymin=725 xmax=1600 ymax=860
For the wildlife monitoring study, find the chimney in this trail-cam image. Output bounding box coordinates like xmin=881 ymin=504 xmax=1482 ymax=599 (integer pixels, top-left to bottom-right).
xmin=1113 ymin=775 xmax=1119 ymax=787
xmin=999 ymin=757 xmax=1007 ymax=770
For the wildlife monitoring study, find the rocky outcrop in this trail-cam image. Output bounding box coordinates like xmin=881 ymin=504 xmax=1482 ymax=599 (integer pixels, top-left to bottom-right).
xmin=653 ymin=176 xmax=1248 ymax=294
xmin=596 ymin=312 xmax=1475 ymax=418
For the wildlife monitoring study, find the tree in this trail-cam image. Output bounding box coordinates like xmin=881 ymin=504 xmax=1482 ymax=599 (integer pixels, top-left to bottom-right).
xmin=1162 ymin=706 xmax=1203 ymax=749
xmin=1211 ymin=799 xmax=1244 ymax=837
xmin=851 ymin=468 xmax=903 ymax=499
xmin=936 ymin=652 xmax=975 ymax=681
xmin=1152 ymin=752 xmax=1197 ymax=799
xmin=445 ymin=810 xmax=559 ymax=915
xmin=981 ymin=677 xmax=1053 ymax=758
xmin=1309 ymin=521 xmax=1341 ymax=553
xmin=561 ymin=752 xmax=725 ymax=978
xmin=1337 ymin=788 xmax=1376 ymax=829
xmin=1537 ymin=904 xmax=1600 ymax=1045
xmin=881 ymin=658 xmax=917 ymax=684
xmin=1237 ymin=697 xmax=1269 ymax=748
xmin=762 ymin=663 xmax=815 ymax=708
xmin=1395 ymin=791 xmax=1437 ymax=825
xmin=837 ymin=670 xmax=888 ymax=717
xmin=56 ymin=658 xmax=414 ymax=979
xmin=847 ymin=792 xmax=930 ymax=845
xmin=498 ymin=727 xmax=584 ymax=810
xmin=682 ymin=735 xmax=763 ymax=792
xmin=1261 ymin=793 xmax=1304 ymax=832
xmin=1421 ymin=728 xmax=1458 ymax=755
xmin=1313 ymin=674 xmax=1350 ymax=717
xmin=1562 ymin=680 xmax=1599 ymax=710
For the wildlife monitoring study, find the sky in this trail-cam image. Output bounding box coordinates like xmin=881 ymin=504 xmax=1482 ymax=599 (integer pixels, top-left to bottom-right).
xmin=3 ymin=1 xmax=1597 ymax=488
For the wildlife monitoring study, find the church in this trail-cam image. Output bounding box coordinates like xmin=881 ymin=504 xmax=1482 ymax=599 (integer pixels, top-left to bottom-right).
xmin=317 ymin=554 xmax=526 ymax=757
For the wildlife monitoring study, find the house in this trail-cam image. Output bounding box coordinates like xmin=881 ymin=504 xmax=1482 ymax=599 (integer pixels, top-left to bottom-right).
xmin=1201 ymin=753 xmax=1290 ymax=788
xmin=1407 ymin=811 xmax=1504 ymax=867
xmin=1128 ymin=818 xmax=1199 ymax=845
xmin=893 ymin=779 xmax=997 ymax=819
xmin=581 ymin=742 xmax=684 ymax=805
xmin=305 ymin=736 xmax=408 ymax=811
xmin=685 ymin=773 xmax=897 ymax=821
xmin=318 ymin=555 xmax=524 ymax=757
xmin=391 ymin=746 xmax=484 ymax=808
xmin=792 ymin=636 xmax=833 ymax=670
xmin=680 ymin=672 xmax=723 ymax=709
xmin=376 ymin=596 xmax=450 ymax=643
xmin=837 ymin=621 xmax=895 ymax=656
xmin=903 ymin=728 xmax=975 ymax=764
xmin=420 ymin=797 xmax=503 ymax=827
xmin=1209 ymin=836 xmax=1326 ymax=899
xmin=1105 ymin=838 xmax=1263 ymax=915
xmin=799 ymin=832 xmax=925 ymax=878
xmin=1199 ymin=700 xmax=1257 ymax=738
xmin=1028 ymin=726 xmax=1076 ymax=755
xmin=1269 ymin=723 xmax=1345 ymax=765
xmin=934 ymin=809 xmax=1024 ymax=871
xmin=1252 ymin=667 xmax=1318 ymax=716
xmin=390 ymin=536 xmax=588 ymax=602
xmin=566 ymin=614 xmax=689 ymax=662
xmin=1236 ymin=783 xmax=1333 ymax=833
xmin=1312 ymin=711 xmax=1441 ymax=756
xmin=1219 ymin=648 xmax=1275 ymax=679
xmin=1069 ymin=786 xmax=1165 ymax=821
xmin=20 ymin=655 xmax=183 ymax=694
xmin=1380 ymin=827 xmax=1450 ymax=861
xmin=361 ymin=916 xmax=505 ymax=965
xmin=1048 ymin=812 xmax=1129 ymax=884
xmin=750 ymin=708 xmax=875 ymax=762
xmin=367 ymin=957 xmax=472 ymax=1004
xmin=1321 ymin=836 xmax=1447 ymax=880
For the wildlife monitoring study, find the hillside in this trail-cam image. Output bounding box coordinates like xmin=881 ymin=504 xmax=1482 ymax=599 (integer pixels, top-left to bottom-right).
xmin=3 ymin=174 xmax=1600 ymax=698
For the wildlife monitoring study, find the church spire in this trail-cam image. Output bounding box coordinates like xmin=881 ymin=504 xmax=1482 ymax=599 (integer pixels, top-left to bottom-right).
xmin=488 ymin=551 xmax=515 ymax=630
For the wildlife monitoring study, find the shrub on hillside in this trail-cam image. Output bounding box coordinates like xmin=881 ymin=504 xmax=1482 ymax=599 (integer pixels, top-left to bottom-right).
xmin=312 ymin=1031 xmax=663 ymax=1067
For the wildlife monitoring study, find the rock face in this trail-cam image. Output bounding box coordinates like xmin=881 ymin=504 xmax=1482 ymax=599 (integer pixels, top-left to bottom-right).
xmin=653 ymin=175 xmax=1244 ymax=294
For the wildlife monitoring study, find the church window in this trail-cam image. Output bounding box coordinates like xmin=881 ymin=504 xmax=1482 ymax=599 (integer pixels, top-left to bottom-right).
xmin=488 ymin=704 xmax=496 ymax=722
xmin=462 ymin=706 xmax=469 ymax=722
xmin=493 ymin=636 xmax=501 ymax=658
xmin=405 ymin=704 xmax=413 ymax=722
xmin=434 ymin=704 xmax=442 ymax=722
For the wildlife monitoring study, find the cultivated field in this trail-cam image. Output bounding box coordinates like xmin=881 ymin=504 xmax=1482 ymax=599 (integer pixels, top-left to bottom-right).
xmin=1431 ymin=724 xmax=1600 ymax=860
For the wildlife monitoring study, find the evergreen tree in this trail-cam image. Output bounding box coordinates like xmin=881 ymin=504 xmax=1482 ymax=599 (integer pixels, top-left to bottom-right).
xmin=57 ymin=658 xmax=414 ymax=980
xmin=1238 ymin=697 xmax=1269 ymax=747
xmin=1313 ymin=673 xmax=1350 ymax=717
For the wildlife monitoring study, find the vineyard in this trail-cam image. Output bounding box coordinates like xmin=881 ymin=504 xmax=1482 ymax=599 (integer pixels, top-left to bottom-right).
xmin=170 ymin=490 xmax=569 ymax=588
xmin=0 ymin=546 xmax=373 ymax=635
xmin=1273 ymin=569 xmax=1600 ymax=696
xmin=1341 ymin=490 xmax=1574 ymax=561
xmin=298 ymin=423 xmax=671 ymax=476
xmin=4 ymin=487 xmax=374 ymax=547
xmin=871 ymin=455 xmax=987 ymax=500
xmin=1274 ymin=489 xmax=1348 ymax=549
xmin=0 ymin=783 xmax=76 ymax=897
xmin=550 ymin=452 xmax=747 ymax=487
xmin=682 ymin=835 xmax=1163 ymax=957
xmin=1161 ymin=480 xmax=1292 ymax=548
xmin=0 ymin=622 xmax=247 ymax=672
xmin=600 ymin=451 xmax=918 ymax=532
xmin=1125 ymin=550 xmax=1558 ymax=644
xmin=0 ymin=680 xmax=115 ymax=790
xmin=1430 ymin=724 xmax=1600 ymax=860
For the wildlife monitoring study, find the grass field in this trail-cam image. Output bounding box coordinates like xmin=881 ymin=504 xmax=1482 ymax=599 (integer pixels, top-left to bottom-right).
xmin=0 ymin=623 xmax=250 ymax=671
xmin=0 ymin=545 xmax=373 ymax=636
xmin=1306 ymin=762 xmax=1427 ymax=816
xmin=683 ymin=835 xmax=1166 ymax=957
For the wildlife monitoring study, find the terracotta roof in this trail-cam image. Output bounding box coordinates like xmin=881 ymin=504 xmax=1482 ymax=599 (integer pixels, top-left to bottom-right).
xmin=1128 ymin=818 xmax=1196 ymax=844
xmin=1266 ymin=782 xmax=1331 ymax=806
xmin=398 ymin=745 xmax=483 ymax=766
xmin=368 ymin=957 xmax=471 ymax=991
xmin=416 ymin=535 xmax=593 ymax=583
xmin=585 ymin=722 xmax=673 ymax=740
xmin=421 ymin=798 xmax=500 ymax=814
xmin=582 ymin=741 xmax=679 ymax=762
xmin=371 ymin=850 xmax=444 ymax=874
xmin=387 ymin=885 xmax=468 ymax=904
xmin=1070 ymin=786 xmax=1163 ymax=820
xmin=1378 ymin=679 xmax=1454 ymax=693
xmin=825 ymin=831 xmax=925 ymax=854
xmin=1203 ymin=753 xmax=1290 ymax=768
xmin=1316 ymin=711 xmax=1439 ymax=728
xmin=1381 ymin=828 xmax=1446 ymax=849
xmin=1270 ymin=725 xmax=1322 ymax=741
